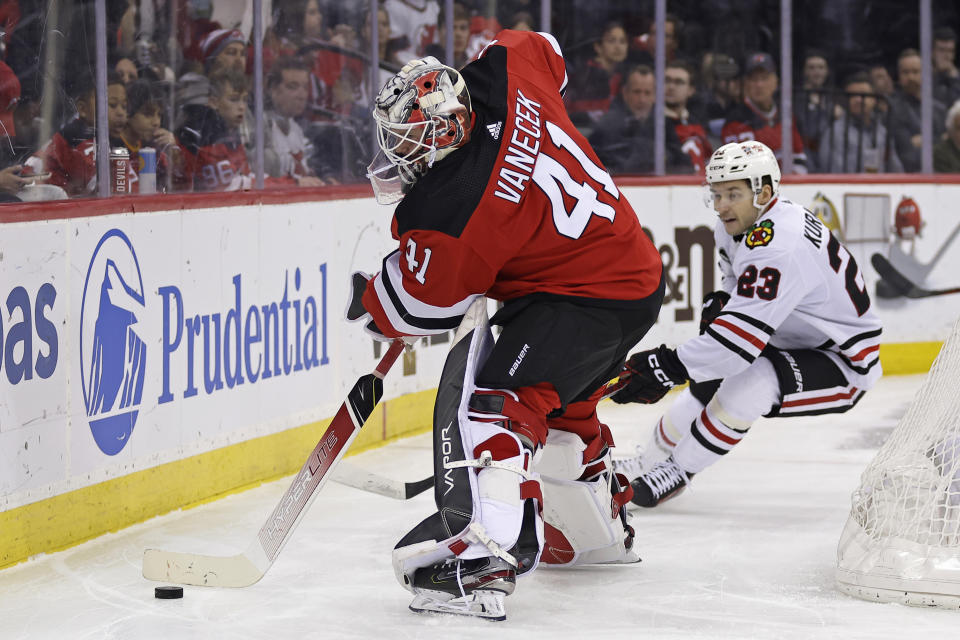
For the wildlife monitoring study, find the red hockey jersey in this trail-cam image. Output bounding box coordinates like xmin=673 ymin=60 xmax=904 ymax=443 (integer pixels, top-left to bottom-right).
xmin=670 ymin=116 xmax=711 ymax=173
xmin=362 ymin=29 xmax=662 ymax=338
xmin=721 ymin=98 xmax=808 ymax=172
xmin=176 ymin=104 xmax=253 ymax=191
xmin=29 ymin=120 xmax=137 ymax=197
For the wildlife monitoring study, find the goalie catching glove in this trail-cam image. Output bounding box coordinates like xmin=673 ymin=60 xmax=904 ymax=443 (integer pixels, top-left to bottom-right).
xmin=610 ymin=345 xmax=689 ymax=405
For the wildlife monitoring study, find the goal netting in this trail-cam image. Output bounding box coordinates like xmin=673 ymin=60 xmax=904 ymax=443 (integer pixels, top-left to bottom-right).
xmin=837 ymin=319 xmax=960 ymax=607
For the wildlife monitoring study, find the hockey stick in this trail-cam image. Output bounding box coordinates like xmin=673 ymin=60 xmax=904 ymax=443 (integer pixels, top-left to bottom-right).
xmin=142 ymin=339 xmax=406 ymax=588
xmin=887 ymin=219 xmax=960 ymax=283
xmin=331 ymin=460 xmax=434 ymax=500
xmin=330 ymin=374 xmax=631 ymax=499
xmin=871 ymin=253 xmax=960 ymax=299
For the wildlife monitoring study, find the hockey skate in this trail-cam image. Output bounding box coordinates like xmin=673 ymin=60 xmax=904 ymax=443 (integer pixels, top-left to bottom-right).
xmin=408 ymin=556 xmax=516 ymax=621
xmin=612 ymin=445 xmax=653 ymax=484
xmin=630 ymin=457 xmax=693 ymax=508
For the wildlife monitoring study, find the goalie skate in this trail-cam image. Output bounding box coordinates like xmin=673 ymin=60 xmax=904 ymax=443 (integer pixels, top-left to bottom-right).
xmin=409 ymin=590 xmax=508 ymax=621
xmin=408 ymin=557 xmax=515 ymax=621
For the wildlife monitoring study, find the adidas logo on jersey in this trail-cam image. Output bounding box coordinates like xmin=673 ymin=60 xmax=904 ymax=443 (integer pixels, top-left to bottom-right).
xmin=487 ymin=121 xmax=503 ymax=140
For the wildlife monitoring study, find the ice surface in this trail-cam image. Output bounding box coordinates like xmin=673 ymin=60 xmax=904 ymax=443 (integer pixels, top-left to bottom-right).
xmin=2 ymin=374 xmax=957 ymax=639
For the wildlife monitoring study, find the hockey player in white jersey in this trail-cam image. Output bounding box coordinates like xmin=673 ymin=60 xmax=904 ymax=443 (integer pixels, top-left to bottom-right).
xmin=611 ymin=140 xmax=883 ymax=507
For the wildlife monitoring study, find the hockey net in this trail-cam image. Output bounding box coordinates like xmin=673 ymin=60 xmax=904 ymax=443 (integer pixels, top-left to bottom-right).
xmin=837 ymin=318 xmax=960 ymax=607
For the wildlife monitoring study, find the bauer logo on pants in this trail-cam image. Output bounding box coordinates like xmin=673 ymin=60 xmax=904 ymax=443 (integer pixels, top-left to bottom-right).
xmin=79 ymin=229 xmax=147 ymax=456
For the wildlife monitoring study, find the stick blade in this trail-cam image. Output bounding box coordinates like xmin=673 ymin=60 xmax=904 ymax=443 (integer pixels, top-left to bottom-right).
xmin=871 ymin=253 xmax=915 ymax=296
xmin=332 ymin=461 xmax=407 ymax=499
xmin=143 ymin=544 xmax=267 ymax=588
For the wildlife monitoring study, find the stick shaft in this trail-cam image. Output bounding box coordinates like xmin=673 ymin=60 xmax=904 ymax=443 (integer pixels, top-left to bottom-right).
xmin=143 ymin=339 xmax=406 ymax=587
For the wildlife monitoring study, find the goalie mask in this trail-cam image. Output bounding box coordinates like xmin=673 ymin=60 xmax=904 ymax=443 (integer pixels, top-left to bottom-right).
xmin=367 ymin=57 xmax=472 ymax=204
xmin=704 ymin=141 xmax=782 ymax=212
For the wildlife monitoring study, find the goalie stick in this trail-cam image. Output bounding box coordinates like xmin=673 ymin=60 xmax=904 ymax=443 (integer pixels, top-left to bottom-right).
xmin=333 ymin=374 xmax=631 ymax=500
xmin=871 ymin=253 xmax=960 ymax=299
xmin=142 ymin=339 xmax=406 ymax=588
xmin=331 ymin=461 xmax=434 ymax=500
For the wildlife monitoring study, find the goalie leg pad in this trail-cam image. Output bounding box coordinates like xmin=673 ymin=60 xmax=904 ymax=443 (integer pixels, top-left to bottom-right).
xmin=539 ymin=453 xmax=639 ymax=567
xmin=394 ymin=417 xmax=546 ymax=590
xmin=536 ymin=415 xmax=638 ymax=566
xmin=392 ymin=324 xmax=547 ymax=589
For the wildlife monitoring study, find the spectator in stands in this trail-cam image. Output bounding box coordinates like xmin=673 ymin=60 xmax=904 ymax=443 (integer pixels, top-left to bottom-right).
xmin=28 ymin=72 xmax=133 ymax=197
xmin=869 ymin=62 xmax=895 ymax=100
xmin=176 ymin=28 xmax=248 ymax=123
xmin=359 ymin=3 xmax=403 ymax=70
xmin=818 ymin=72 xmax=903 ymax=174
xmin=933 ymin=27 xmax=960 ymax=108
xmin=630 ymin=13 xmax=680 ymax=65
xmin=0 ymin=55 xmax=18 ymax=158
xmin=565 ymin=21 xmax=629 ymax=129
xmin=424 ymin=2 xmax=471 ymax=69
xmin=722 ymin=51 xmax=808 ymax=173
xmin=934 ymin=100 xmax=960 ymax=172
xmin=795 ymin=49 xmax=834 ymax=171
xmin=867 ymin=61 xmax=895 ymax=117
xmin=696 ymin=52 xmax=740 ymax=146
xmin=351 ymin=4 xmax=404 ymax=114
xmin=664 ymin=60 xmax=711 ymax=173
xmin=589 ymin=65 xmax=690 ymax=175
xmin=267 ymin=0 xmax=316 ymax=60
xmin=889 ymin=48 xmax=946 ymax=172
xmin=0 ymin=58 xmax=27 ymax=201
xmin=495 ymin=0 xmax=536 ymax=33
xmin=120 ymin=80 xmax=179 ymax=192
xmin=264 ymin=56 xmax=325 ymax=186
xmin=114 ymin=56 xmax=139 ymax=85
xmin=276 ymin=0 xmax=366 ymax=121
xmin=204 ymin=28 xmax=248 ymax=74
xmin=175 ymin=68 xmax=254 ymax=191
xmin=133 ymin=34 xmax=176 ymax=86
xmin=507 ymin=11 xmax=534 ymax=31
xmin=384 ymin=0 xmax=440 ymax=61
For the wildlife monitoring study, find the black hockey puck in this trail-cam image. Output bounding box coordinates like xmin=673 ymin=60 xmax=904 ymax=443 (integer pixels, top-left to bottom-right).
xmin=154 ymin=585 xmax=184 ymax=599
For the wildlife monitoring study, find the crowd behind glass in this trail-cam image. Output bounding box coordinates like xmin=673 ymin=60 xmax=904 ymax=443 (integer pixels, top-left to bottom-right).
xmin=1 ymin=0 xmax=959 ymax=203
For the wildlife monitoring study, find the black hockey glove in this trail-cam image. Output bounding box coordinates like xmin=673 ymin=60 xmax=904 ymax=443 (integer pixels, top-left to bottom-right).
xmin=345 ymin=271 xmax=390 ymax=340
xmin=345 ymin=271 xmax=421 ymax=346
xmin=345 ymin=271 xmax=372 ymax=322
xmin=699 ymin=290 xmax=731 ymax=335
xmin=611 ymin=345 xmax=689 ymax=405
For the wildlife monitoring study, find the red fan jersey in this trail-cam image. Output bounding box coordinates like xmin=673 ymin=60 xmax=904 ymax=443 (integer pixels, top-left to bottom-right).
xmin=39 ymin=120 xmax=98 ymax=196
xmin=30 ymin=120 xmax=137 ymax=196
xmin=670 ymin=115 xmax=711 ymax=173
xmin=176 ymin=104 xmax=253 ymax=191
xmin=362 ymin=29 xmax=662 ymax=338
xmin=721 ymin=98 xmax=808 ymax=172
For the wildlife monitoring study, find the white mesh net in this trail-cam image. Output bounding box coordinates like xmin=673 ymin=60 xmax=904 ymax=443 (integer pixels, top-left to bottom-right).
xmin=837 ymin=317 xmax=960 ymax=607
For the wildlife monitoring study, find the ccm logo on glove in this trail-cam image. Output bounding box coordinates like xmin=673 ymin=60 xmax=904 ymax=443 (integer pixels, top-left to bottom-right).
xmin=611 ymin=345 xmax=689 ymax=405
xmin=648 ymin=353 xmax=675 ymax=388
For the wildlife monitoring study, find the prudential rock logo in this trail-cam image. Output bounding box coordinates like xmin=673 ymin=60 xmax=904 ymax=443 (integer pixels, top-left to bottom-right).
xmin=80 ymin=229 xmax=147 ymax=455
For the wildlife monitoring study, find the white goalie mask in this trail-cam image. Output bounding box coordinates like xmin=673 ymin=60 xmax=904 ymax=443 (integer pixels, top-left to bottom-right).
xmin=704 ymin=141 xmax=782 ymax=212
xmin=367 ymin=57 xmax=472 ymax=204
